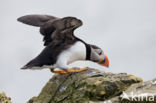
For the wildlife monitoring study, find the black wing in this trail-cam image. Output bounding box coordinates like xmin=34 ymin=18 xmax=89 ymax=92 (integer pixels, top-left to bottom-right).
xmin=21 ymin=39 xmax=77 ymax=69
xmin=18 ymin=15 xmax=83 ymax=46
xmin=18 ymin=14 xmax=60 ymax=46
xmin=17 ymin=14 xmax=59 ymax=26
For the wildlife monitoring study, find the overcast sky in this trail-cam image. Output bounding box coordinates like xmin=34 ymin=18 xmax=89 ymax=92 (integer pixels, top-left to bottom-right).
xmin=0 ymin=0 xmax=156 ymax=103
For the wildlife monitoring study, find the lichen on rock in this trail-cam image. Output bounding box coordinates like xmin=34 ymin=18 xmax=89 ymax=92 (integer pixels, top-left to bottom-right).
xmin=27 ymin=68 xmax=143 ymax=103
xmin=0 ymin=92 xmax=12 ymax=103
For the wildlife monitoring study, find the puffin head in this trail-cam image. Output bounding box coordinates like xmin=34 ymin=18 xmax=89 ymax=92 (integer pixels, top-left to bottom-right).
xmin=90 ymin=45 xmax=109 ymax=68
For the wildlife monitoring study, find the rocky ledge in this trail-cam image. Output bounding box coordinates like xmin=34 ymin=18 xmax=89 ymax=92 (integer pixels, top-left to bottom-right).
xmin=0 ymin=92 xmax=12 ymax=103
xmin=27 ymin=68 xmax=156 ymax=103
xmin=2 ymin=68 xmax=155 ymax=103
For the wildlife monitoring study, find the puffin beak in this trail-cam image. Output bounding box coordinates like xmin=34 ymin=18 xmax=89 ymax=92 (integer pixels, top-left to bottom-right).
xmin=98 ymin=55 xmax=109 ymax=68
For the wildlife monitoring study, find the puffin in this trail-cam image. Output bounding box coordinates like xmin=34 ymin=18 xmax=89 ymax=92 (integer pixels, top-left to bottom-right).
xmin=17 ymin=14 xmax=109 ymax=74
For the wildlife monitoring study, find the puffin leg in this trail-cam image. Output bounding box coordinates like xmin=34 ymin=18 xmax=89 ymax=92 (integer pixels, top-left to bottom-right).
xmin=50 ymin=69 xmax=68 ymax=74
xmin=50 ymin=67 xmax=88 ymax=74
xmin=67 ymin=67 xmax=88 ymax=73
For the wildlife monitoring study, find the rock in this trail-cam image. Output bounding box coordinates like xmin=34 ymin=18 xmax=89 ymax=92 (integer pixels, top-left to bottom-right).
xmin=27 ymin=68 xmax=143 ymax=103
xmin=120 ymin=78 xmax=156 ymax=103
xmin=104 ymin=78 xmax=156 ymax=103
xmin=0 ymin=92 xmax=12 ymax=103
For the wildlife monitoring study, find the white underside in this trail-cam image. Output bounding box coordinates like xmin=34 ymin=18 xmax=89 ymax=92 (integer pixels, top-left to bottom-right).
xmin=31 ymin=41 xmax=86 ymax=70
xmin=55 ymin=41 xmax=86 ymax=69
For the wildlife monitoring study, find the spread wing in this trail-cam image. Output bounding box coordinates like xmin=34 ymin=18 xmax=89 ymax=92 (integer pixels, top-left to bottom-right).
xmin=17 ymin=14 xmax=59 ymax=46
xmin=17 ymin=14 xmax=59 ymax=26
xmin=17 ymin=14 xmax=82 ymax=46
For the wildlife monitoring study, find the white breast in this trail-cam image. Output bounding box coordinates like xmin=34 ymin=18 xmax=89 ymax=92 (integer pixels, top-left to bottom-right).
xmin=56 ymin=41 xmax=86 ymax=68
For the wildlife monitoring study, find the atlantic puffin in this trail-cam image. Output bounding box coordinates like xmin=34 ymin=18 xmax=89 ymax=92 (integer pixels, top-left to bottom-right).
xmin=17 ymin=14 xmax=109 ymax=74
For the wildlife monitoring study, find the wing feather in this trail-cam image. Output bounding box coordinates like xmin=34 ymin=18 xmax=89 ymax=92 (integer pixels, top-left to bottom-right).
xmin=17 ymin=14 xmax=59 ymax=26
xmin=17 ymin=15 xmax=83 ymax=46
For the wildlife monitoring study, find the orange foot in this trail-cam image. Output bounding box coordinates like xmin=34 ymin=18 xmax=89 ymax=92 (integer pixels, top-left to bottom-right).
xmin=50 ymin=67 xmax=88 ymax=74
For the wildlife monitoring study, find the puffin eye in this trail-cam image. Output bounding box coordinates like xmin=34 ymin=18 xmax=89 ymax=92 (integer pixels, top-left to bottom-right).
xmin=98 ymin=51 xmax=102 ymax=55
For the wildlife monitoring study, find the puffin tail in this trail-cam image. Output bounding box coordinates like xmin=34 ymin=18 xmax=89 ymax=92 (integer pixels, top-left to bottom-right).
xmin=21 ymin=65 xmax=29 ymax=69
xmin=20 ymin=59 xmax=38 ymax=70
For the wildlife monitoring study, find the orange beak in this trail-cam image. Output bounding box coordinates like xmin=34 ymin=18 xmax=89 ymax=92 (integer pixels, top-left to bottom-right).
xmin=98 ymin=55 xmax=109 ymax=68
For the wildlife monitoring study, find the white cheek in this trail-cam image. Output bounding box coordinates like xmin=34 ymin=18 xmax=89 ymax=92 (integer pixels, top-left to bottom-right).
xmin=100 ymin=52 xmax=105 ymax=59
xmin=101 ymin=55 xmax=105 ymax=59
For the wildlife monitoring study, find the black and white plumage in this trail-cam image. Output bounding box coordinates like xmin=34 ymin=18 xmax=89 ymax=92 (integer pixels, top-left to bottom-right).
xmin=18 ymin=14 xmax=109 ymax=72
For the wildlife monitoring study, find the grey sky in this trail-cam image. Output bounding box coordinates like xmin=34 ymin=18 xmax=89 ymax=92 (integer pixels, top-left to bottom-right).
xmin=0 ymin=0 xmax=156 ymax=103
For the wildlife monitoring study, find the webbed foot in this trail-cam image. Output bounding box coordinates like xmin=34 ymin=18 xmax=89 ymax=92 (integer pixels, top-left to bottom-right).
xmin=50 ymin=67 xmax=88 ymax=74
